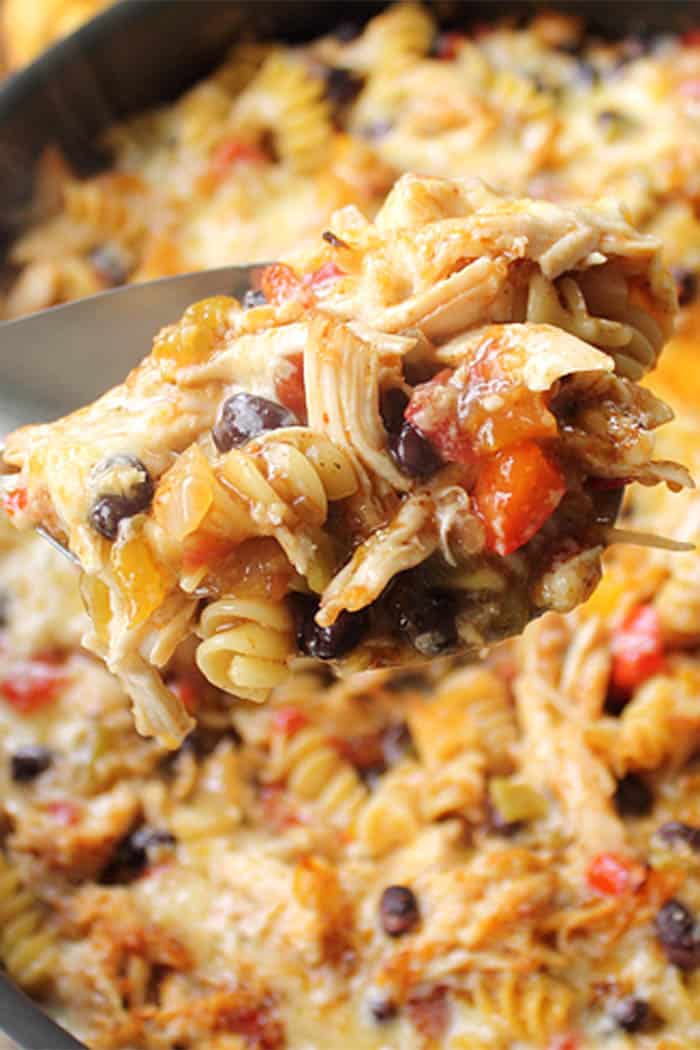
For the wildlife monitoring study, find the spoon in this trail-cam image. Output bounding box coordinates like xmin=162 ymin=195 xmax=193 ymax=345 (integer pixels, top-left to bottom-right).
xmin=0 ymin=263 xmax=265 ymax=563
xmin=0 ymin=972 xmax=86 ymax=1049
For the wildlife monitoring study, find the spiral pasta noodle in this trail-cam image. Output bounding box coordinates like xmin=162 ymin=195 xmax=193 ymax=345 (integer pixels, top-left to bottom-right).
xmin=236 ymin=53 xmax=333 ymax=174
xmin=0 ymin=852 xmax=57 ymax=991
xmin=196 ymin=597 xmax=295 ymax=702
xmin=615 ymin=662 xmax=700 ymax=774
xmin=63 ymin=178 xmax=145 ymax=247
xmin=216 ymin=428 xmax=358 ymax=585
xmin=176 ymin=83 xmax=238 ymax=152
xmin=359 ymin=2 xmax=434 ymax=79
xmin=264 ymin=726 xmax=367 ymax=827
xmin=465 ymin=971 xmax=575 ymax=1043
xmin=421 ymin=751 xmax=485 ymax=822
xmin=526 ymin=269 xmax=666 ymax=381
xmin=430 ymin=667 xmax=517 ymax=775
xmin=655 ymin=556 xmax=700 ymax=647
xmin=212 ymin=43 xmax=273 ymax=98
xmin=355 ymin=762 xmax=422 ymax=857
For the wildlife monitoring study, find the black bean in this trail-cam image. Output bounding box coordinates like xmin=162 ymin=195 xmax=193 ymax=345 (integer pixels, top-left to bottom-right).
xmin=322 ymin=230 xmax=349 ymax=250
xmin=101 ymin=825 xmax=176 ymax=884
xmin=89 ymin=454 xmax=154 ymax=540
xmin=389 ymin=421 xmax=443 ymax=479
xmin=212 ymin=392 xmax=298 ymax=452
xmin=242 ymin=288 xmax=267 ymax=309
xmin=91 ymin=454 xmax=154 ymax=500
xmin=611 ymin=996 xmax=650 ymax=1033
xmin=10 ymin=746 xmax=53 ymax=782
xmin=655 ymin=899 xmax=700 ymax=970
xmin=90 ymin=243 xmax=129 ymax=286
xmin=323 ymin=66 xmax=364 ymax=107
xmin=292 ymin=593 xmax=370 ymax=661
xmin=385 ymin=573 xmax=458 ymax=656
xmin=604 ymin=690 xmax=629 ymax=716
xmin=382 ymin=721 xmax=416 ymax=766
xmin=658 ymin=821 xmax=700 ymax=852
xmin=369 ymin=995 xmax=398 ymax=1022
xmin=672 ymin=267 xmax=698 ymax=308
xmin=613 ymin=773 xmax=653 ymax=817
xmin=380 ymin=387 xmax=409 ymax=437
xmin=89 ymin=497 xmax=124 ymax=540
xmin=379 ymin=885 xmax=420 ymax=937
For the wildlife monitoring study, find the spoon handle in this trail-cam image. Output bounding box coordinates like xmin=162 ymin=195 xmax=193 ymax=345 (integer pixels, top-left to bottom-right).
xmin=0 ymin=263 xmax=266 ymax=420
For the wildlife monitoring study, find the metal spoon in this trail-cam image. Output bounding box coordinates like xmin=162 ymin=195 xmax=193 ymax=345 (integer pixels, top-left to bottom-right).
xmin=0 ymin=263 xmax=265 ymax=563
xmin=0 ymin=972 xmax=86 ymax=1049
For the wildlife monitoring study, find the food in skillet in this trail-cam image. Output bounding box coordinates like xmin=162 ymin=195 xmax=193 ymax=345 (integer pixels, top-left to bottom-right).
xmin=4 ymin=8 xmax=700 ymax=1050
xmin=1 ymin=174 xmax=690 ymax=744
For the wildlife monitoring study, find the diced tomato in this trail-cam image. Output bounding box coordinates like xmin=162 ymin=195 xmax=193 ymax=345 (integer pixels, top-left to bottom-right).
xmin=0 ymin=657 xmax=66 ymax=713
xmin=169 ymin=675 xmax=200 ymax=715
xmin=272 ymin=707 xmax=309 ymax=737
xmin=274 ymin=351 xmax=306 ymax=420
xmin=46 ymin=800 xmax=80 ymax=826
xmin=1 ymin=487 xmax=28 ymax=518
xmin=548 ymin=1037 xmax=579 ymax=1050
xmin=460 ymin=344 xmax=556 ymax=454
xmin=434 ymin=31 xmax=466 ymax=60
xmin=308 ymin=261 xmax=345 ymax=288
xmin=211 ymin=137 xmax=268 ymax=176
xmin=260 ymin=263 xmax=304 ymax=305
xmin=405 ymin=369 xmax=477 ymax=469
xmin=610 ymin=604 xmax=665 ymax=694
xmin=472 ymin=441 xmax=566 ymax=556
xmin=586 ymin=853 xmax=645 ymax=897
xmin=683 ymin=28 xmax=700 ymax=48
xmin=259 ymin=261 xmax=343 ymax=309
xmin=406 ymin=342 xmax=556 ymax=467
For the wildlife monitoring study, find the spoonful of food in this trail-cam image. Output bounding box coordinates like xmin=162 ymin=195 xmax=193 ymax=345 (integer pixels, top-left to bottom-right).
xmin=0 ymin=175 xmax=692 ymax=747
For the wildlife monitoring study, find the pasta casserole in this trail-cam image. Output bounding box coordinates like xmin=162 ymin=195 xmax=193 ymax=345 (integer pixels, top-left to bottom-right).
xmin=1 ymin=5 xmax=700 ymax=1050
xmin=1 ymin=174 xmax=690 ymax=745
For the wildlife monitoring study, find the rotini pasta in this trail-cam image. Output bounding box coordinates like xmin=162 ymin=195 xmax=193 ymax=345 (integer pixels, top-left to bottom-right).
xmin=615 ymin=661 xmax=700 ymax=774
xmin=196 ymin=597 xmax=295 ymax=702
xmin=463 ymin=970 xmax=575 ymax=1044
xmin=233 ymin=52 xmax=333 ymax=174
xmin=354 ymin=761 xmax=422 ymax=856
xmin=263 ymin=724 xmax=367 ymax=827
xmin=0 ymin=852 xmax=57 ymax=991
